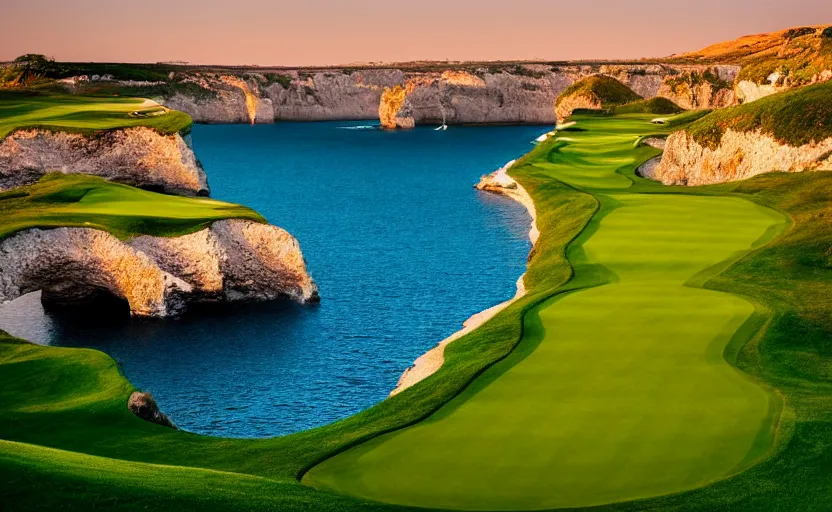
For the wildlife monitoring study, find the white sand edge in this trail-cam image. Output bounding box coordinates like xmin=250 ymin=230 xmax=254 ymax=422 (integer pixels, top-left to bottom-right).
xmin=390 ymin=161 xmax=539 ymax=396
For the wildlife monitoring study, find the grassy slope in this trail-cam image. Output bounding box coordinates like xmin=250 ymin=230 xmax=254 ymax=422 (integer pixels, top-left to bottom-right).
xmin=556 ymin=75 xmax=642 ymax=109
xmin=672 ymin=26 xmax=832 ymax=86
xmin=613 ymin=97 xmax=684 ymax=115
xmin=0 ymin=174 xmax=264 ymax=241
xmin=304 ymin=115 xmax=786 ymax=510
xmin=0 ymin=112 xmax=830 ymax=511
xmin=683 ymin=80 xmax=832 ymax=148
xmin=0 ymin=90 xmax=192 ymax=138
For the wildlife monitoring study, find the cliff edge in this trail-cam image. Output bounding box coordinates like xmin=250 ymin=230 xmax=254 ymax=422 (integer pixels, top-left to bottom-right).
xmin=651 ymin=80 xmax=832 ymax=185
xmin=0 ymin=127 xmax=209 ymax=196
xmin=0 ymin=219 xmax=319 ymax=318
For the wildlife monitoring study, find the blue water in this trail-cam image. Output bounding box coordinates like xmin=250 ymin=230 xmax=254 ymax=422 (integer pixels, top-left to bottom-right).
xmin=0 ymin=121 xmax=547 ymax=438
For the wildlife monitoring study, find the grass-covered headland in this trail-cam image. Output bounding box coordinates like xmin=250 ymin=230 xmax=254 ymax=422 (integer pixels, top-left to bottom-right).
xmin=0 ymin=90 xmax=261 ymax=242
xmin=0 ymin=174 xmax=264 ymax=241
xmin=1 ymin=95 xmax=831 ymax=511
xmin=684 ymin=79 xmax=832 ymax=148
xmin=0 ymin=89 xmax=192 ymax=139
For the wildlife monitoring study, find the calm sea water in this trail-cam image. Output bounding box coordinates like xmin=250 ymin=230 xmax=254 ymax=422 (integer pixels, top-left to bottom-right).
xmin=0 ymin=121 xmax=547 ymax=438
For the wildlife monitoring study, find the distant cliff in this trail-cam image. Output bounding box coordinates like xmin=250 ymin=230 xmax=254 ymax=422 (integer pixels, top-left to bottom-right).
xmin=99 ymin=64 xmax=740 ymax=128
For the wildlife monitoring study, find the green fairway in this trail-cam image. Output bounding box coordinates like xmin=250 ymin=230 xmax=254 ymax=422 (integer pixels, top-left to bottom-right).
xmin=0 ymin=174 xmax=264 ymax=240
xmin=0 ymin=90 xmax=192 ymax=139
xmin=304 ymin=115 xmax=787 ymax=509
xmin=0 ymin=110 xmax=829 ymax=511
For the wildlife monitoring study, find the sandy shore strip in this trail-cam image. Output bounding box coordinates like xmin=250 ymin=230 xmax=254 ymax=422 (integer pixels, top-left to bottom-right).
xmin=390 ymin=159 xmax=540 ymax=396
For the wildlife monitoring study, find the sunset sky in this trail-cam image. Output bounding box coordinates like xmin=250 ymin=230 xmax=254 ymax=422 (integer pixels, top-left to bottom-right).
xmin=3 ymin=0 xmax=831 ymax=66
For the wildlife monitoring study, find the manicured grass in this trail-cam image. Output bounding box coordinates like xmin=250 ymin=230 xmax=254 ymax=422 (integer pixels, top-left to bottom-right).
xmin=0 ymin=174 xmax=264 ymax=241
xmin=685 ymin=80 xmax=832 ymax=148
xmin=0 ymin=90 xmax=192 ymax=139
xmin=0 ymin=113 xmax=830 ymax=512
xmin=305 ymin=115 xmax=786 ymax=510
xmin=613 ymin=96 xmax=684 ymax=115
xmin=556 ymin=75 xmax=642 ymax=109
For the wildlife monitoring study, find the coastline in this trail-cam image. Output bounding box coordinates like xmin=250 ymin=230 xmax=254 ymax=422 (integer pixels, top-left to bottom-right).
xmin=391 ymin=160 xmax=540 ymax=396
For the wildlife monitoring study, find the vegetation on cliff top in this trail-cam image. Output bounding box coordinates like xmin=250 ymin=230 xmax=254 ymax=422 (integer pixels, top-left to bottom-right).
xmin=613 ymin=97 xmax=684 ymax=115
xmin=556 ymin=75 xmax=642 ymax=108
xmin=0 ymin=174 xmax=264 ymax=241
xmin=685 ymin=80 xmax=832 ymax=148
xmin=0 ymin=90 xmax=192 ymax=138
xmin=662 ymin=69 xmax=731 ymax=94
xmin=673 ymin=26 xmax=832 ymax=86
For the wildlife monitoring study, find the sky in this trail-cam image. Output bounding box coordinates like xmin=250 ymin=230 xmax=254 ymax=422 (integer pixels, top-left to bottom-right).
xmin=2 ymin=0 xmax=831 ymax=66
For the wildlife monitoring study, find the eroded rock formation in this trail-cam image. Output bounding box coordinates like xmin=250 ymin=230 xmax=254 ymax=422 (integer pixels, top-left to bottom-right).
xmin=0 ymin=220 xmax=318 ymax=318
xmin=656 ymin=68 xmax=738 ymax=110
xmin=379 ymin=85 xmax=414 ymax=129
xmin=163 ymin=75 xmax=275 ymax=125
xmin=128 ymin=392 xmax=175 ymax=428
xmin=0 ymin=227 xmax=188 ymax=317
xmin=0 ymin=128 xmax=209 ymax=196
xmin=652 ymin=129 xmax=832 ymax=185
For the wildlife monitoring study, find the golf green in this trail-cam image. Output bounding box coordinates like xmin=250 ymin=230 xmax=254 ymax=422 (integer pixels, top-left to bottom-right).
xmin=304 ymin=115 xmax=787 ymax=510
xmin=0 ymin=173 xmax=264 ymax=240
xmin=0 ymin=91 xmax=191 ymax=138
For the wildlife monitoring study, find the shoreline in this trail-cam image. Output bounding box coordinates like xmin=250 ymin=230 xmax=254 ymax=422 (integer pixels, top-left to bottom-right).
xmin=390 ymin=160 xmax=540 ymax=396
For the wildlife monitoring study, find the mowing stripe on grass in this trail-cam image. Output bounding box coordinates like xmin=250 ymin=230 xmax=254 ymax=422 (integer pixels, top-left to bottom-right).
xmin=304 ymin=115 xmax=787 ymax=510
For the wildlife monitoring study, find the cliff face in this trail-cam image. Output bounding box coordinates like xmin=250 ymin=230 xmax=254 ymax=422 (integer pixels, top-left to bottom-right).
xmin=656 ymin=67 xmax=738 ymax=110
xmin=159 ymin=74 xmax=275 ymax=124
xmin=266 ymin=69 xmax=403 ymax=121
xmin=0 ymin=219 xmax=318 ymax=318
xmin=146 ymin=64 xmax=740 ymax=128
xmin=0 ymin=127 xmax=209 ymax=196
xmin=652 ymin=129 xmax=832 ymax=185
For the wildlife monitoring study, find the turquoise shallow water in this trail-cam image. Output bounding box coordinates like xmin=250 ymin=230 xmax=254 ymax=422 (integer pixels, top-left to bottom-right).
xmin=0 ymin=121 xmax=548 ymax=438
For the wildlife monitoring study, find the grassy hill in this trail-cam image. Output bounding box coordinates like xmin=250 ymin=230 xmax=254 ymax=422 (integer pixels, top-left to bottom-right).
xmin=685 ymin=80 xmax=832 ymax=148
xmin=613 ymin=97 xmax=685 ymax=115
xmin=556 ymin=75 xmax=642 ymax=110
xmin=674 ymin=25 xmax=832 ymax=86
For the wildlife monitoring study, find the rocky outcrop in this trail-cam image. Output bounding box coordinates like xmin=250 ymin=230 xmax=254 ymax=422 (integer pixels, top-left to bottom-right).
xmin=652 ymin=129 xmax=832 ymax=185
xmin=734 ymin=69 xmax=832 ymax=104
xmin=0 ymin=128 xmax=209 ymax=196
xmin=0 ymin=220 xmax=318 ymax=318
xmin=379 ymin=85 xmax=414 ymax=129
xmin=555 ymin=93 xmax=605 ymax=124
xmin=163 ymin=75 xmax=275 ymax=125
xmin=128 ymin=392 xmax=175 ymax=428
xmin=658 ymin=78 xmax=735 ymax=110
xmin=0 ymin=227 xmax=189 ymax=317
xmin=734 ymin=79 xmax=788 ymax=104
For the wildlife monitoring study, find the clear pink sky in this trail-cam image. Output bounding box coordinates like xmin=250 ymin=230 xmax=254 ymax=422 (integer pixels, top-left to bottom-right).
xmin=2 ymin=0 xmax=830 ymax=66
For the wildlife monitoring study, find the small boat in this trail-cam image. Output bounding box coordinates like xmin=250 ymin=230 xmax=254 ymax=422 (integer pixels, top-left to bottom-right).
xmin=435 ymin=109 xmax=448 ymax=130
